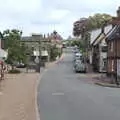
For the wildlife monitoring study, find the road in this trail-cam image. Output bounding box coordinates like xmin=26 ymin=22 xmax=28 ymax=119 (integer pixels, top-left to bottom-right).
xmin=38 ymin=49 xmax=120 ymax=120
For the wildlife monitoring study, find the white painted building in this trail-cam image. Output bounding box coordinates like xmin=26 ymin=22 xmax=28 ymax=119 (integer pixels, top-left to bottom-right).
xmin=89 ymin=25 xmax=112 ymax=72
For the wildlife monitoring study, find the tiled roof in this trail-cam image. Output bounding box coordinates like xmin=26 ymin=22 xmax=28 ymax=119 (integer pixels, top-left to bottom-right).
xmin=90 ymin=25 xmax=113 ymax=45
xmin=21 ymin=36 xmax=32 ymax=41
xmin=90 ymin=28 xmax=101 ymax=44
xmin=106 ymin=25 xmax=120 ymax=41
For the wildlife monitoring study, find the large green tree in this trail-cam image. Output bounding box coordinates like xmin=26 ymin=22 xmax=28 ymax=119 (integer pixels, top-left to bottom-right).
xmin=3 ymin=29 xmax=27 ymax=66
xmin=73 ymin=13 xmax=112 ymax=37
xmin=87 ymin=13 xmax=112 ymax=31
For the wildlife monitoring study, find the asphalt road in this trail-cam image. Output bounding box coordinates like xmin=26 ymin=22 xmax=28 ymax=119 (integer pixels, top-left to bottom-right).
xmin=38 ymin=49 xmax=120 ymax=120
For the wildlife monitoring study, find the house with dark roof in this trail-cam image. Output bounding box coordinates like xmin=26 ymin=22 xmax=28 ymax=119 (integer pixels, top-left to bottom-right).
xmin=90 ymin=25 xmax=112 ymax=72
xmin=105 ymin=7 xmax=120 ymax=84
xmin=105 ymin=8 xmax=120 ymax=84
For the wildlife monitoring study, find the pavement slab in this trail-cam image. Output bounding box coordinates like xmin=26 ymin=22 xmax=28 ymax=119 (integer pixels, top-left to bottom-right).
xmin=0 ymin=73 xmax=39 ymax=120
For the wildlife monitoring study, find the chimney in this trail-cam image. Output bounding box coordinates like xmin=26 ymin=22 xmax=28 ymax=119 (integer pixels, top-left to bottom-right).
xmin=117 ymin=7 xmax=120 ymax=18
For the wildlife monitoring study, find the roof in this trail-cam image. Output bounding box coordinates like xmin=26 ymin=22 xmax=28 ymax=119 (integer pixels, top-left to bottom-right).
xmin=93 ymin=33 xmax=105 ymax=46
xmin=90 ymin=28 xmax=101 ymax=44
xmin=21 ymin=36 xmax=32 ymax=41
xmin=106 ymin=25 xmax=120 ymax=41
xmin=90 ymin=25 xmax=113 ymax=46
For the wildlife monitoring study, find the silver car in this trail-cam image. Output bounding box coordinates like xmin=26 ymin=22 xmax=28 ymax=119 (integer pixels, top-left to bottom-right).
xmin=74 ymin=59 xmax=86 ymax=73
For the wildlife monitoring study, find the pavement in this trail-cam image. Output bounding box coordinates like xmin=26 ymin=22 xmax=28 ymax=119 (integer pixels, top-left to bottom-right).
xmin=0 ymin=54 xmax=64 ymax=120
xmin=38 ymin=48 xmax=120 ymax=120
xmin=0 ymin=73 xmax=40 ymax=120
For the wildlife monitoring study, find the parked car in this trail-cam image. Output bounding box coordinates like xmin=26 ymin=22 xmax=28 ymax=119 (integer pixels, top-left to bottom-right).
xmin=73 ymin=52 xmax=82 ymax=62
xmin=74 ymin=59 xmax=86 ymax=73
xmin=73 ymin=46 xmax=79 ymax=53
xmin=16 ymin=62 xmax=26 ymax=68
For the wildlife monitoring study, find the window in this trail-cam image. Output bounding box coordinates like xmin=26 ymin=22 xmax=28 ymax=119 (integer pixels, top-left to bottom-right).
xmin=112 ymin=60 xmax=114 ymax=72
xmin=102 ymin=46 xmax=107 ymax=52
xmin=110 ymin=42 xmax=113 ymax=52
xmin=102 ymin=58 xmax=107 ymax=70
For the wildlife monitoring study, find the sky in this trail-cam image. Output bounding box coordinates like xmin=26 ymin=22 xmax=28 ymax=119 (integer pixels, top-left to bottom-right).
xmin=0 ymin=0 xmax=120 ymax=39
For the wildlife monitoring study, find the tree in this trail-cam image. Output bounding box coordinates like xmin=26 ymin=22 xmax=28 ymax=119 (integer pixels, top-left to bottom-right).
xmin=73 ymin=18 xmax=88 ymax=37
xmin=73 ymin=13 xmax=112 ymax=37
xmin=73 ymin=13 xmax=112 ymax=57
xmin=50 ymin=45 xmax=59 ymax=61
xmin=87 ymin=13 xmax=112 ymax=31
xmin=3 ymin=29 xmax=27 ymax=68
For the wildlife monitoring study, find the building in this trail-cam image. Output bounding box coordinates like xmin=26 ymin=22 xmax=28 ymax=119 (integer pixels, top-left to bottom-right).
xmin=106 ymin=7 xmax=120 ymax=84
xmin=21 ymin=34 xmax=50 ymax=62
xmin=0 ymin=32 xmax=7 ymax=60
xmin=89 ymin=28 xmax=101 ymax=64
xmin=90 ymin=25 xmax=112 ymax=72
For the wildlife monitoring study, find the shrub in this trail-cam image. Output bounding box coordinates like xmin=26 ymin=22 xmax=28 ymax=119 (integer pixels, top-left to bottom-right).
xmin=8 ymin=69 xmax=21 ymax=74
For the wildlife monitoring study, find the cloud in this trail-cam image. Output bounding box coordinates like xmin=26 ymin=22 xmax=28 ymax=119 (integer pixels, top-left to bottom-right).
xmin=0 ymin=0 xmax=120 ymax=38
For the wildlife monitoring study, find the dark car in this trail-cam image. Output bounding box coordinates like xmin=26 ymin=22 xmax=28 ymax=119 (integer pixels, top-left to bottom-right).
xmin=16 ymin=62 xmax=26 ymax=68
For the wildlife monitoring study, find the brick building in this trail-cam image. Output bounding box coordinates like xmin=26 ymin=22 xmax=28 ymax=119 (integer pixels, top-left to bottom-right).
xmin=106 ymin=7 xmax=120 ymax=84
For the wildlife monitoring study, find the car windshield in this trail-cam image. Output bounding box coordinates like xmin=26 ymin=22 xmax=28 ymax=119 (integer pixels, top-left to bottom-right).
xmin=1 ymin=1 xmax=120 ymax=120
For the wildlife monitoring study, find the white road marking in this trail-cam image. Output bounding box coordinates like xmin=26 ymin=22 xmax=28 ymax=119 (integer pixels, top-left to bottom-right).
xmin=52 ymin=92 xmax=64 ymax=95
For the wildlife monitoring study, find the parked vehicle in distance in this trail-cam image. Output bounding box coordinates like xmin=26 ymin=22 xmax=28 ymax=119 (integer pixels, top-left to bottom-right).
xmin=73 ymin=46 xmax=79 ymax=53
xmin=15 ymin=61 xmax=26 ymax=68
xmin=73 ymin=52 xmax=82 ymax=62
xmin=16 ymin=62 xmax=26 ymax=68
xmin=74 ymin=59 xmax=86 ymax=73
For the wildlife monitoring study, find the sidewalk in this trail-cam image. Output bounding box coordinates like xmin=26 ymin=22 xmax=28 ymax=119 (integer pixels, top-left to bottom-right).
xmin=86 ymin=64 xmax=120 ymax=88
xmin=93 ymin=75 xmax=120 ymax=88
xmin=0 ymin=73 xmax=40 ymax=120
xmin=0 ymin=54 xmax=64 ymax=120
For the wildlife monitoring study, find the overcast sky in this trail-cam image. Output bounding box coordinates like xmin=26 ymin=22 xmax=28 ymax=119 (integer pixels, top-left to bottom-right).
xmin=0 ymin=0 xmax=120 ymax=38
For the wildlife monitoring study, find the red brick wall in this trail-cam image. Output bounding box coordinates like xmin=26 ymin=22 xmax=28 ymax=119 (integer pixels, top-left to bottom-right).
xmin=107 ymin=40 xmax=116 ymax=74
xmin=107 ymin=41 xmax=115 ymax=57
xmin=107 ymin=39 xmax=120 ymax=74
xmin=117 ymin=39 xmax=120 ymax=57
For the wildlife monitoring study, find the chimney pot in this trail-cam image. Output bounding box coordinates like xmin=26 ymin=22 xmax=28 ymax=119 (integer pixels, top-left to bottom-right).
xmin=117 ymin=6 xmax=120 ymax=18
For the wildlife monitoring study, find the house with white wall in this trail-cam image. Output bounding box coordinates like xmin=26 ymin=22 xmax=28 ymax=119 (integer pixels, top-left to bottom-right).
xmin=89 ymin=25 xmax=112 ymax=72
